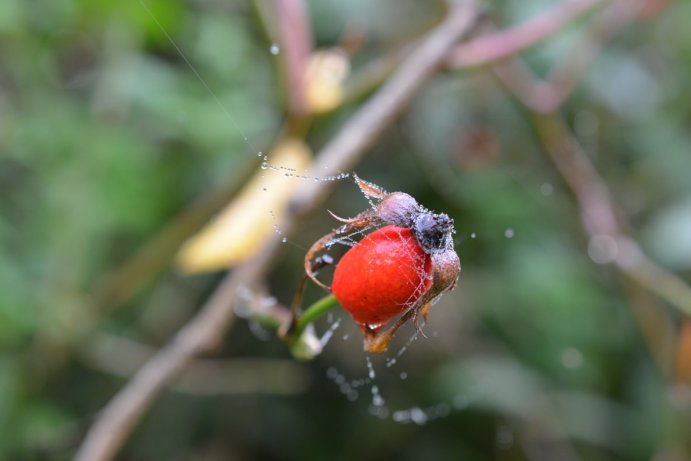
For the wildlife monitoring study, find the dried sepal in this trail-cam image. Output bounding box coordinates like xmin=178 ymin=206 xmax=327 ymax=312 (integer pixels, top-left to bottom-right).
xmin=305 ymin=174 xmax=461 ymax=353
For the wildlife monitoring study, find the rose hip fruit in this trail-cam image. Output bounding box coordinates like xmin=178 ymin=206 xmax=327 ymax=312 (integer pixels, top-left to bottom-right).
xmin=331 ymin=225 xmax=432 ymax=329
xmin=304 ymin=174 xmax=460 ymax=353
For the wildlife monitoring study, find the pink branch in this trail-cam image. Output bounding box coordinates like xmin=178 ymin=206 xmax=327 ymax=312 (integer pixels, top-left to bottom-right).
xmin=276 ymin=0 xmax=314 ymax=115
xmin=448 ymin=0 xmax=604 ymax=68
xmin=492 ymin=0 xmax=643 ymax=113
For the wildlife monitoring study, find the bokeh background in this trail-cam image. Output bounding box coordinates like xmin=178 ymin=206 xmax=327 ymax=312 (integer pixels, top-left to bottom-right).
xmin=2 ymin=0 xmax=691 ymax=459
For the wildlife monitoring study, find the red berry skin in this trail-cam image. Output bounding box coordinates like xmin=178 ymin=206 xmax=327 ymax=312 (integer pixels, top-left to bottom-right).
xmin=331 ymin=225 xmax=432 ymax=329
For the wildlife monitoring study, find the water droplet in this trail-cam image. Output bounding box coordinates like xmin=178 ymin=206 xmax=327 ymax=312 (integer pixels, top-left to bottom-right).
xmin=281 ymin=237 xmax=287 ymax=243
xmin=400 ymin=372 xmax=407 ymax=380
xmin=470 ymin=232 xmax=476 ymax=239
xmin=261 ymin=161 xmax=268 ymax=170
xmin=270 ymin=43 xmax=280 ymax=55
xmin=561 ymin=347 xmax=584 ymax=369
xmin=320 ymin=318 xmax=341 ymax=347
xmin=409 ymin=407 xmax=427 ymax=425
xmin=505 ymin=228 xmax=514 ymax=239
xmin=366 ymin=356 xmax=376 ymax=379
xmin=540 ymin=182 xmax=554 ymax=196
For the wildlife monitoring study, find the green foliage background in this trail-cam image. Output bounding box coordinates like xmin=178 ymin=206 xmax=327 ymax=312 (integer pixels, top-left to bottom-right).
xmin=2 ymin=0 xmax=691 ymax=459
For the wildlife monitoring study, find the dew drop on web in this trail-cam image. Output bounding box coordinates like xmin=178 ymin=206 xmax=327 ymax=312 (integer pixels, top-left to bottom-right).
xmin=319 ymin=317 xmax=342 ymax=348
xmin=365 ymin=356 xmax=376 ymax=380
xmin=540 ymin=182 xmax=554 ymax=196
xmin=323 ymin=345 xmax=482 ymax=427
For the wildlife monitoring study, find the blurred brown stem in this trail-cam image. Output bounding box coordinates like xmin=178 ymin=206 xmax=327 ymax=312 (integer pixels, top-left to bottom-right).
xmin=276 ymin=0 xmax=314 ymax=117
xmin=492 ymin=0 xmax=643 ymax=113
xmin=487 ymin=0 xmax=683 ymax=369
xmin=490 ymin=0 xmax=685 ymax=372
xmin=81 ymin=332 xmax=310 ymax=395
xmin=489 ymin=0 xmax=690 ymax=319
xmin=342 ymin=0 xmax=606 ymax=109
xmin=75 ymin=3 xmax=478 ymax=460
xmin=531 ymin=114 xmax=691 ymax=319
xmin=447 ymin=0 xmax=604 ymax=69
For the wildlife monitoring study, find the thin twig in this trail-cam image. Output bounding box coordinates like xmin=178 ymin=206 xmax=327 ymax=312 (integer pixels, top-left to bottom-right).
xmin=486 ymin=0 xmax=691 ymax=321
xmin=488 ymin=0 xmax=685 ymax=374
xmin=81 ymin=333 xmax=310 ymax=395
xmin=531 ymin=114 xmax=691 ymax=319
xmin=75 ymin=3 xmax=478 ymax=460
xmin=527 ymin=112 xmax=688 ymax=378
xmin=342 ymin=0 xmax=607 ymax=111
xmin=493 ymin=0 xmax=643 ymax=113
xmin=276 ymin=0 xmax=314 ymax=116
xmin=447 ymin=0 xmax=604 ymax=69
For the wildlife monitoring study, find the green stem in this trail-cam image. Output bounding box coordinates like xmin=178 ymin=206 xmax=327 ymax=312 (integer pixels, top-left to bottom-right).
xmin=291 ymin=294 xmax=339 ymax=339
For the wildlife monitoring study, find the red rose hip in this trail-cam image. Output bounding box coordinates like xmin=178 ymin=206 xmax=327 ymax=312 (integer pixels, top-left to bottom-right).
xmin=331 ymin=225 xmax=432 ymax=330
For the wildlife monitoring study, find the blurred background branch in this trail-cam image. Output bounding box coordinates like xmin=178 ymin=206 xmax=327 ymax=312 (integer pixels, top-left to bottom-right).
xmin=492 ymin=3 xmax=691 ymax=319
xmin=275 ymin=0 xmax=314 ymax=117
xmin=491 ymin=1 xmax=689 ymax=404
xmin=447 ymin=0 xmax=604 ymax=69
xmin=80 ymin=332 xmax=310 ymax=395
xmin=493 ymin=0 xmax=644 ymax=113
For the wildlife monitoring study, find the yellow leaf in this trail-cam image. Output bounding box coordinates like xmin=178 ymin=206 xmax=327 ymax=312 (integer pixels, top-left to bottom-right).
xmin=303 ymin=48 xmax=350 ymax=114
xmin=176 ymin=139 xmax=312 ymax=274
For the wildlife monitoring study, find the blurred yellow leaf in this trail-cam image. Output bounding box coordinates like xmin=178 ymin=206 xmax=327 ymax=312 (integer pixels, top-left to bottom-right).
xmin=176 ymin=139 xmax=312 ymax=274
xmin=303 ymin=48 xmax=350 ymax=114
